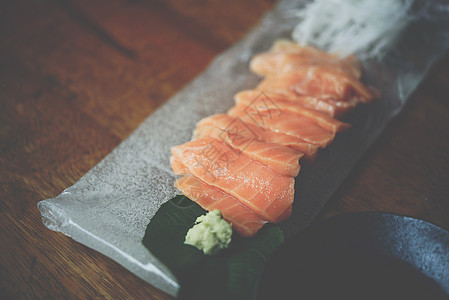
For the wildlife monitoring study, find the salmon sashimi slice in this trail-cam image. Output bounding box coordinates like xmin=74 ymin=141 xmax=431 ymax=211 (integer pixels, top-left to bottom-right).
xmin=234 ymin=90 xmax=351 ymax=132
xmin=175 ymin=175 xmax=267 ymax=237
xmin=194 ymin=125 xmax=302 ymax=176
xmin=195 ymin=114 xmax=318 ymax=162
xmin=268 ymin=40 xmax=362 ymax=78
xmin=170 ymin=137 xmax=294 ymax=223
xmin=253 ymin=80 xmax=356 ymax=118
xmin=256 ymin=89 xmax=351 ymax=118
xmin=248 ymin=90 xmax=341 ymax=118
xmin=228 ymin=106 xmax=336 ymax=148
xmin=257 ymin=66 xmax=374 ymax=103
xmin=250 ymin=40 xmax=362 ymax=79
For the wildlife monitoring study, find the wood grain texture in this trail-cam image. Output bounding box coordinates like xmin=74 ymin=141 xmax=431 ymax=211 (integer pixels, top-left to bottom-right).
xmin=0 ymin=0 xmax=275 ymax=299
xmin=0 ymin=0 xmax=448 ymax=299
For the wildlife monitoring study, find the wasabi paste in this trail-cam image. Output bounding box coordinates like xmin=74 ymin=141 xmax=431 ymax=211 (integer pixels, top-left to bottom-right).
xmin=184 ymin=210 xmax=232 ymax=255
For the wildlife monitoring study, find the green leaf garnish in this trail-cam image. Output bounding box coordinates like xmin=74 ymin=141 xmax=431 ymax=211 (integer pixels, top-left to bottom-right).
xmin=142 ymin=195 xmax=284 ymax=299
xmin=142 ymin=195 xmax=205 ymax=274
xmin=226 ymin=225 xmax=284 ymax=300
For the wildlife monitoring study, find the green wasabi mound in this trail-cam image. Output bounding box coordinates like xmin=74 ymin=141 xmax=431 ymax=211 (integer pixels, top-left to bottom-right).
xmin=184 ymin=210 xmax=232 ymax=255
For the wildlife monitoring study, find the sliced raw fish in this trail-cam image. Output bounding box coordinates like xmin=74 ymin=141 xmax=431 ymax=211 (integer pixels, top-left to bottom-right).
xmin=195 ymin=114 xmax=318 ymax=162
xmin=194 ymin=125 xmax=302 ymax=176
xmin=246 ymin=90 xmax=343 ymax=117
xmin=170 ymin=137 xmax=294 ymax=223
xmin=169 ymin=39 xmax=379 ymax=237
xmin=250 ymin=39 xmax=362 ymax=79
xmin=175 ymin=175 xmax=267 ymax=237
xmin=234 ymin=90 xmax=351 ymax=132
xmin=257 ymin=66 xmax=374 ymax=103
xmin=228 ymin=106 xmax=335 ymax=148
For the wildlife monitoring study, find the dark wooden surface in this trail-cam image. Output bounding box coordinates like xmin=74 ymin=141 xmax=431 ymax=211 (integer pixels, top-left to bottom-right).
xmin=1 ymin=0 xmax=448 ymax=299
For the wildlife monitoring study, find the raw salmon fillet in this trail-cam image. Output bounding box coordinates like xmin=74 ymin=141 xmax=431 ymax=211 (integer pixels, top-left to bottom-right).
xmin=250 ymin=39 xmax=362 ymax=79
xmin=234 ymin=90 xmax=351 ymax=132
xmin=195 ymin=114 xmax=318 ymax=162
xmin=170 ymin=137 xmax=294 ymax=223
xmin=175 ymin=175 xmax=267 ymax=237
xmin=228 ymin=106 xmax=336 ymax=148
xmin=257 ymin=66 xmax=374 ymax=104
xmin=194 ymin=125 xmax=302 ymax=176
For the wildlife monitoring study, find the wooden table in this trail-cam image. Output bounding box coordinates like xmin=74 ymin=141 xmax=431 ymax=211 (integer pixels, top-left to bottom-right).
xmin=1 ymin=0 xmax=448 ymax=299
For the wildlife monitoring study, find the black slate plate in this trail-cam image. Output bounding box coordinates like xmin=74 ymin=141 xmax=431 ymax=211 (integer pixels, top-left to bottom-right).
xmin=255 ymin=212 xmax=449 ymax=300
